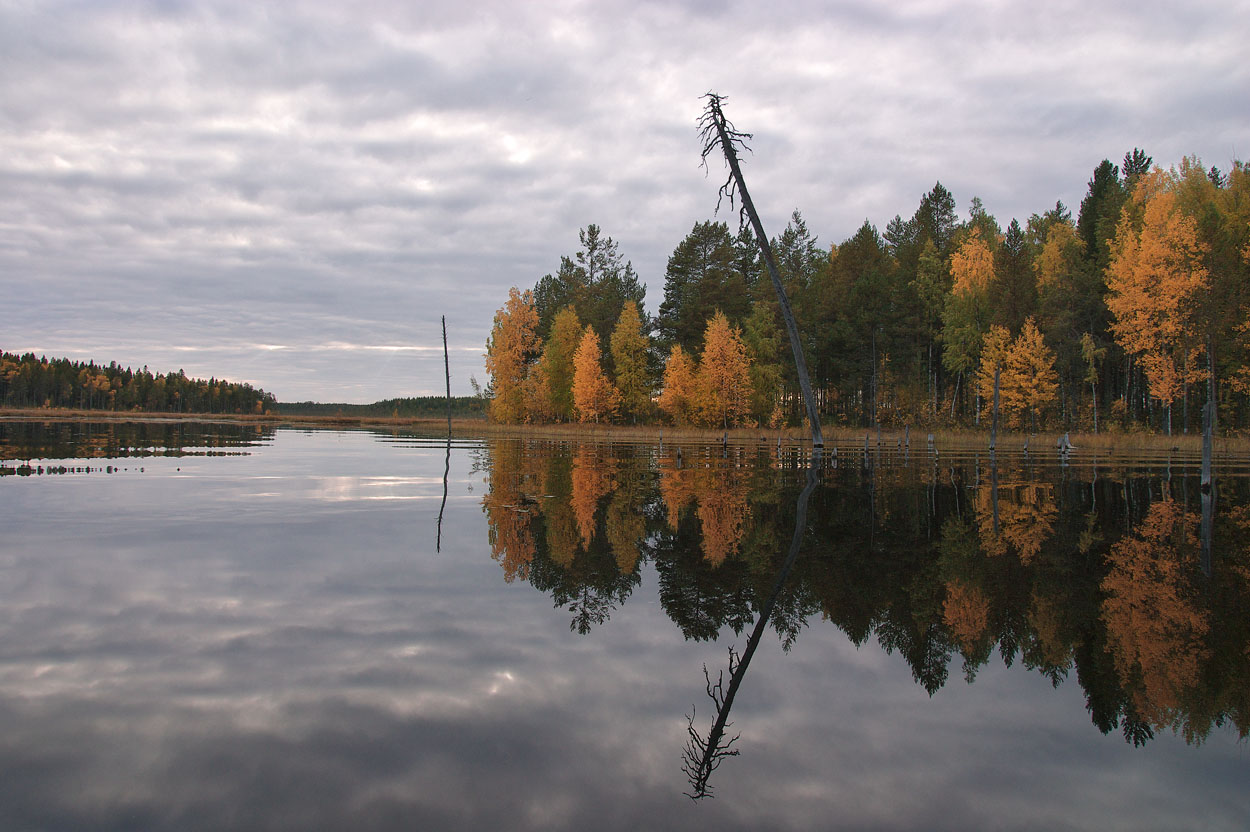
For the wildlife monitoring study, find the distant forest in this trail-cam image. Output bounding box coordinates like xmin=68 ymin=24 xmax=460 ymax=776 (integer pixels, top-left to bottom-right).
xmin=276 ymin=397 xmax=486 ymax=418
xmin=0 ymin=350 xmax=487 ymax=419
xmin=1 ymin=351 xmax=276 ymax=414
xmin=486 ymin=153 xmax=1250 ymax=434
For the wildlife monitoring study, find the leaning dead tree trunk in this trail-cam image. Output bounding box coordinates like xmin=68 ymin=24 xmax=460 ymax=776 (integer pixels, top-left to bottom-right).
xmin=699 ymin=92 xmax=823 ymax=448
xmin=443 ymin=315 xmax=452 ymax=434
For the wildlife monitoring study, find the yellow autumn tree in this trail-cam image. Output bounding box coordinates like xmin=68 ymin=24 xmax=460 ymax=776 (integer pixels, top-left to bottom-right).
xmin=1107 ymin=168 xmax=1210 ymax=434
xmin=695 ymin=311 xmax=753 ymax=428
xmin=942 ymin=229 xmax=996 ymax=394
xmin=610 ymin=301 xmax=651 ymax=423
xmin=521 ymin=362 xmax=554 ymax=423
xmin=975 ymin=324 xmax=1012 ymax=420
xmin=572 ymin=325 xmax=621 ymax=423
xmin=539 ymin=305 xmax=583 ymax=421
xmin=1003 ymin=317 xmax=1059 ymax=430
xmin=658 ymin=344 xmax=699 ymax=426
xmin=484 ymin=287 xmax=542 ymax=424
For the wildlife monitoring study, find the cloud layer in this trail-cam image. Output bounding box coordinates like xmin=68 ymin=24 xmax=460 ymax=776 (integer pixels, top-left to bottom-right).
xmin=3 ymin=0 xmax=1246 ymax=400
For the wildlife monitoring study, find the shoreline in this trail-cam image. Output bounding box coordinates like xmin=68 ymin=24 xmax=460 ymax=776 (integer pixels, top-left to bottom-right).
xmin=1 ymin=407 xmax=1245 ymax=452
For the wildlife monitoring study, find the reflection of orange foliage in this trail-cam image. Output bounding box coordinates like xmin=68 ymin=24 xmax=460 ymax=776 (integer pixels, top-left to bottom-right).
xmin=697 ymin=473 xmax=749 ymax=567
xmin=944 ymin=580 xmax=990 ymax=654
xmin=1028 ymin=590 xmax=1073 ymax=671
xmin=606 ymin=490 xmax=645 ymax=574
xmin=1102 ymin=499 xmax=1208 ymax=728
xmin=659 ymin=456 xmax=698 ymax=531
xmin=544 ymin=499 xmax=580 ymax=567
xmin=481 ymin=443 xmax=537 ymax=582
xmin=974 ymin=479 xmax=1056 ymax=564
xmin=1001 ymin=485 xmax=1057 ymax=565
xmin=571 ymin=446 xmax=614 ymax=548
xmin=659 ymin=456 xmax=750 ymax=566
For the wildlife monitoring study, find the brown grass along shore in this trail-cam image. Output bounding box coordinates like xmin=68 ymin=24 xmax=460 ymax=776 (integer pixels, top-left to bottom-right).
xmin=4 ymin=407 xmax=1248 ymax=454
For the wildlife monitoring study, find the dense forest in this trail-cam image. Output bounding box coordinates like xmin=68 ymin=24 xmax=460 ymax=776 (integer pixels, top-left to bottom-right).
xmin=486 ymin=154 xmax=1250 ymax=434
xmin=276 ymin=397 xmax=486 ymax=419
xmin=0 ymin=351 xmax=276 ymax=414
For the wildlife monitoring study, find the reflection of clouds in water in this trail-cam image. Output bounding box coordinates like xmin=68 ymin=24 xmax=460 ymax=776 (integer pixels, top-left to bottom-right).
xmin=0 ymin=430 xmax=1247 ymax=830
xmin=309 ymin=475 xmax=447 ymax=502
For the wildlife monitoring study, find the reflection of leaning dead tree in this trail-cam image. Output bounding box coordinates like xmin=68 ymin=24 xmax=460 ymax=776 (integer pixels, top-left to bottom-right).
xmin=698 ymin=92 xmax=823 ymax=448
xmin=437 ymin=315 xmax=451 ymax=552
xmin=682 ymin=452 xmax=821 ymax=799
xmin=681 ymin=646 xmax=742 ymax=798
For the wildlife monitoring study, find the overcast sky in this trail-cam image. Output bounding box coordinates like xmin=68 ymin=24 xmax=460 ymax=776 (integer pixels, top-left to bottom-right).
xmin=3 ymin=0 xmax=1246 ymax=402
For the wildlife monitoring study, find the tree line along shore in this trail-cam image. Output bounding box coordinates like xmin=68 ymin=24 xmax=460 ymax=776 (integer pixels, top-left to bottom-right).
xmin=486 ymin=153 xmax=1249 ymax=438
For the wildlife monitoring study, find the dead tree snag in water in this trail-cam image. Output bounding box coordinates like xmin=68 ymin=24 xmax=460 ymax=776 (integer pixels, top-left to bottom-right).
xmin=698 ymin=92 xmax=823 ymax=447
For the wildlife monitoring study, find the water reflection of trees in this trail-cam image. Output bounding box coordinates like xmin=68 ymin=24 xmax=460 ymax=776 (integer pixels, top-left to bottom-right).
xmin=478 ymin=439 xmax=1250 ymax=746
xmin=0 ymin=420 xmax=273 ymax=460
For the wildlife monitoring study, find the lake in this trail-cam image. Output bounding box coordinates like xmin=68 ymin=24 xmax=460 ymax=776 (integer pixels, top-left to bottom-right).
xmin=2 ymin=420 xmax=1247 ymax=831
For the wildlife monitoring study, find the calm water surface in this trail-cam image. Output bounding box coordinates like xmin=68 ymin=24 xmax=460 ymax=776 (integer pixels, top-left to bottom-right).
xmin=2 ymin=421 xmax=1248 ymax=830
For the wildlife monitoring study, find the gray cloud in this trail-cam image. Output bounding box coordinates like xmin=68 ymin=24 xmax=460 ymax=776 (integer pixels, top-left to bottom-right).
xmin=2 ymin=0 xmax=1246 ymax=400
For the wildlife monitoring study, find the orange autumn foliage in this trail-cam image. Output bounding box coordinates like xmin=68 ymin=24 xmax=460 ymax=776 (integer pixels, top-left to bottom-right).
xmin=572 ymin=325 xmax=621 ymax=423
xmin=696 ymin=311 xmax=753 ymax=428
xmin=658 ymin=345 xmax=699 ymax=426
xmin=943 ymin=579 xmax=991 ymax=654
xmin=1107 ymin=171 xmax=1210 ymax=411
xmin=485 ymin=287 xmax=542 ymax=424
xmin=949 ymin=228 xmax=996 ymax=296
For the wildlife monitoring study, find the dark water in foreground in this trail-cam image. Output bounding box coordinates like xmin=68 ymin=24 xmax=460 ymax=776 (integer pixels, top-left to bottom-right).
xmin=1 ymin=421 xmax=1248 ymax=830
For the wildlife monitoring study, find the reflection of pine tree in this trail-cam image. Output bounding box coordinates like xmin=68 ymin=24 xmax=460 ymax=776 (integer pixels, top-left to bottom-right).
xmin=649 ymin=507 xmax=756 ymax=641
xmin=527 ymin=516 xmax=642 ymax=635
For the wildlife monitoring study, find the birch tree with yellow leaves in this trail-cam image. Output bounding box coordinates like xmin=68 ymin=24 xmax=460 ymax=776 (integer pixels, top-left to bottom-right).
xmin=1106 ymin=169 xmax=1210 ymax=434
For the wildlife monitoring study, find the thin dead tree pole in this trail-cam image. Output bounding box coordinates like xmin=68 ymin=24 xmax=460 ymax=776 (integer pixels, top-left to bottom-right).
xmin=443 ymin=316 xmax=452 ymax=434
xmin=699 ymin=92 xmax=823 ymax=448
xmin=437 ymin=315 xmax=451 ymax=553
